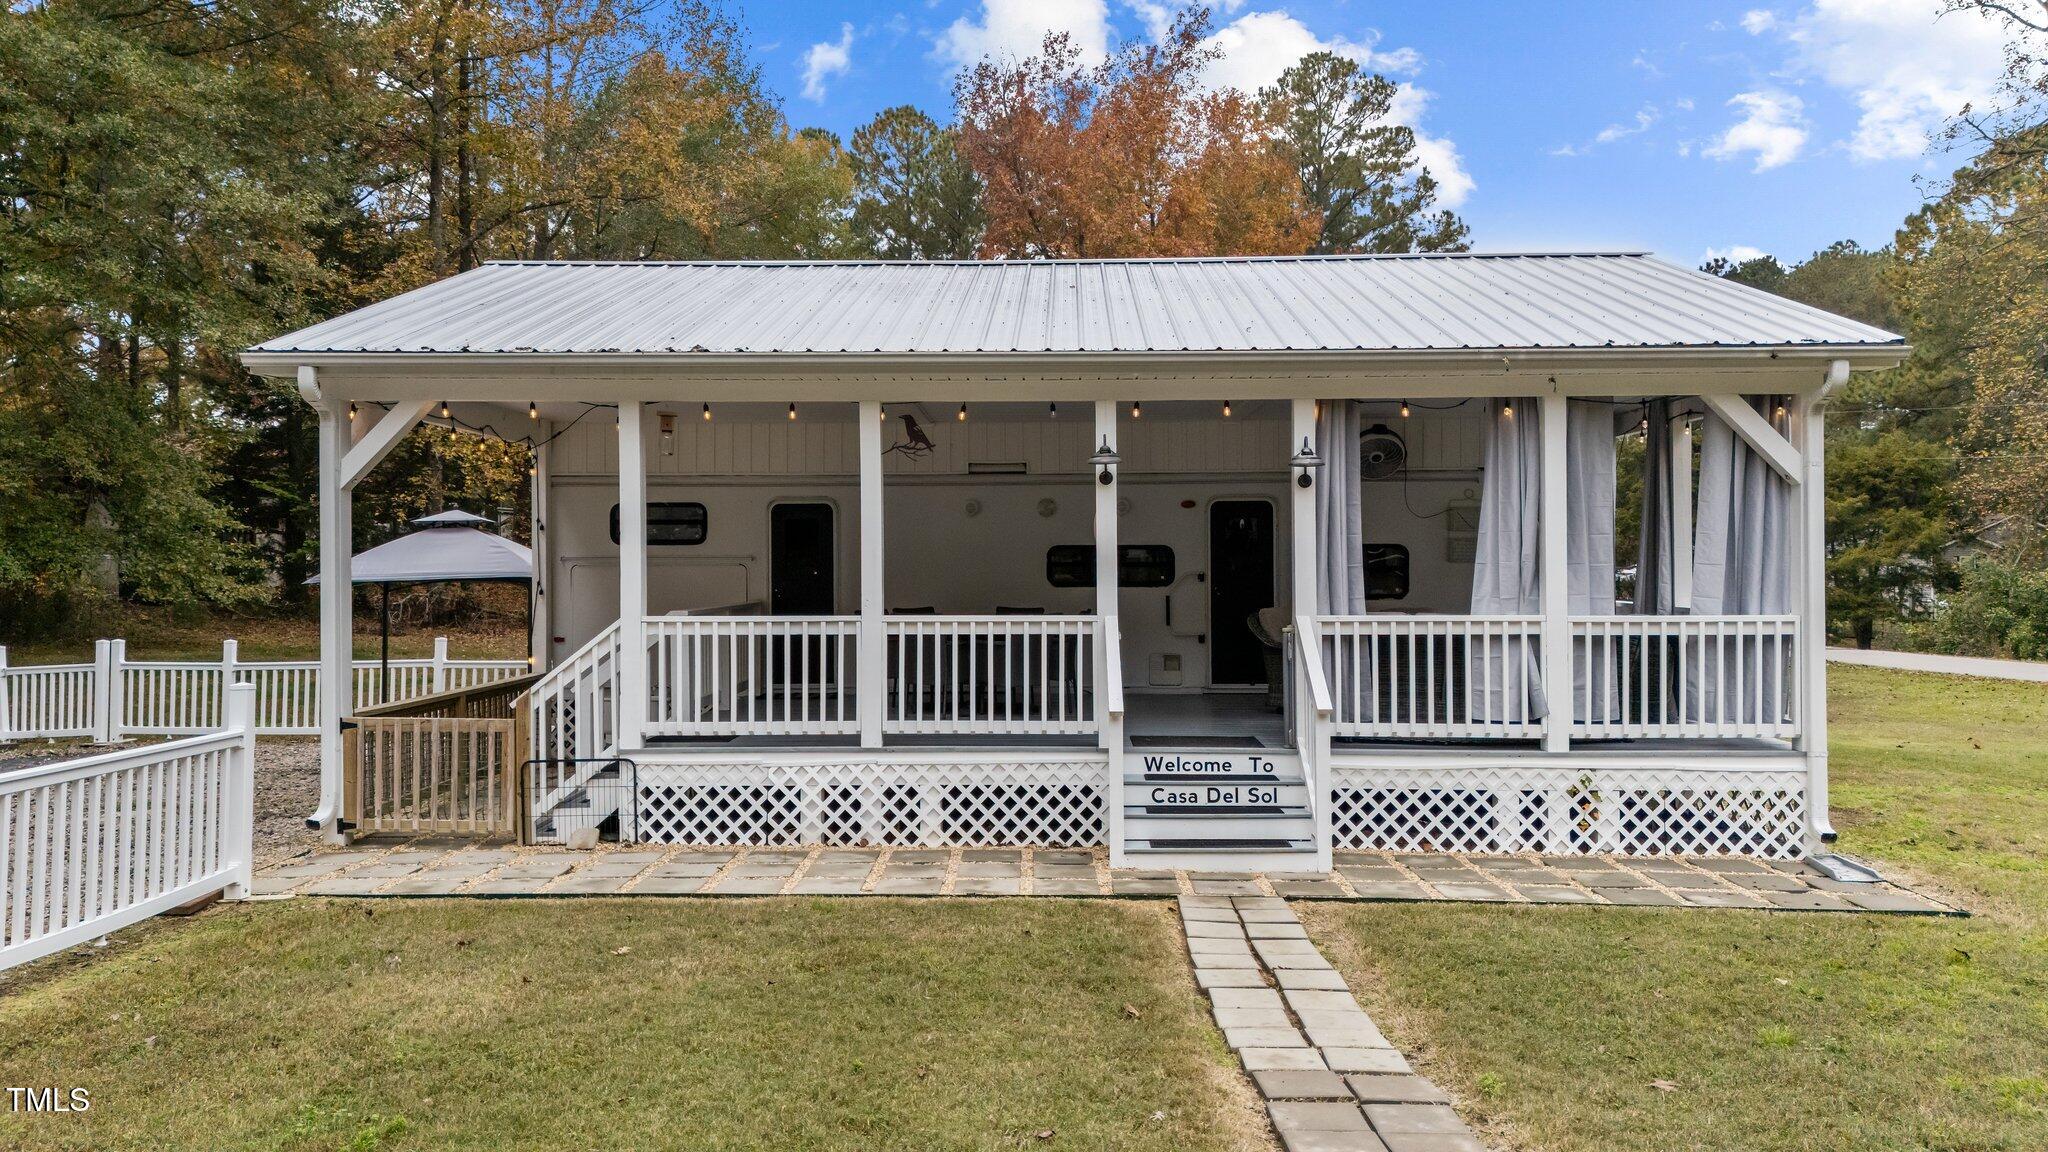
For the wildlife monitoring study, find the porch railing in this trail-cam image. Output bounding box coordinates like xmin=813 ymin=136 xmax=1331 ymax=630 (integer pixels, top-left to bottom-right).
xmin=1570 ymin=616 xmax=1799 ymax=740
xmin=883 ymin=615 xmax=1100 ymax=736
xmin=347 ymin=675 xmax=537 ymax=837
xmin=644 ymin=616 xmax=859 ymax=737
xmin=1316 ymin=616 xmax=1546 ymax=740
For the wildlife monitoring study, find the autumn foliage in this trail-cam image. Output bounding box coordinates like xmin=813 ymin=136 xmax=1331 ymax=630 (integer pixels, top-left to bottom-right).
xmin=954 ymin=11 xmax=1317 ymax=258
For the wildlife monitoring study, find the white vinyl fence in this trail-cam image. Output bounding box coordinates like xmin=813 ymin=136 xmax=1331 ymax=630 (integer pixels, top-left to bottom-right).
xmin=1 ymin=685 xmax=256 ymax=972
xmin=0 ymin=638 xmax=527 ymax=743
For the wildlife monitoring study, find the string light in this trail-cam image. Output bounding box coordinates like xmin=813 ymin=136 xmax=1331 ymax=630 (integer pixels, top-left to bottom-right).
xmin=1130 ymin=400 xmax=1142 ymax=419
xmin=528 ymin=400 xmax=538 ymax=421
xmin=348 ymin=402 xmax=357 ymax=422
xmin=958 ymin=403 xmax=968 ymax=422
xmin=702 ymin=403 xmax=712 ymax=422
xmin=1502 ymin=401 xmax=1514 ymax=418
xmin=1048 ymin=402 xmax=1057 ymax=419
xmin=1400 ymin=400 xmax=1410 ymax=418
xmin=1222 ymin=399 xmax=1233 ymax=418
xmin=787 ymin=403 xmax=797 ymax=421
xmin=440 ymin=401 xmax=451 ymax=420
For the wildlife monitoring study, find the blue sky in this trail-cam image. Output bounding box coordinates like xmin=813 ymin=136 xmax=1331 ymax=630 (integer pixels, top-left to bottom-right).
xmin=739 ymin=0 xmax=2012 ymax=266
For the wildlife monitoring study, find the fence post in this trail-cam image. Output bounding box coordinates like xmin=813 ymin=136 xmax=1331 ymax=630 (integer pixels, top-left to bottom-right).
xmin=92 ymin=638 xmax=124 ymax=744
xmin=220 ymin=638 xmax=239 ymax=728
xmin=223 ymin=682 xmax=257 ymax=900
xmin=432 ymin=635 xmax=450 ymax=694
xmin=0 ymin=645 xmax=12 ymax=744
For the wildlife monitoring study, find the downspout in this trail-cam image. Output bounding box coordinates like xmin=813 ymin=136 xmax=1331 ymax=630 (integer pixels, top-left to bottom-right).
xmin=1801 ymin=359 xmax=1848 ymax=846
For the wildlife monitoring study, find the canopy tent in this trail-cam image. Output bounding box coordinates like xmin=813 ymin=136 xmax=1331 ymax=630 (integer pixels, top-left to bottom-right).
xmin=309 ymin=510 xmax=533 ymax=701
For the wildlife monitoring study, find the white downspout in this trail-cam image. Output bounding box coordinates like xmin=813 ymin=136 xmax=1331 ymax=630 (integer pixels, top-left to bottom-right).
xmin=1801 ymin=360 xmax=1848 ymax=847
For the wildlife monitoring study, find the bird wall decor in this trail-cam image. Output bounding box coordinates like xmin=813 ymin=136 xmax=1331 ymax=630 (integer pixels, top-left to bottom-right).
xmin=884 ymin=413 xmax=937 ymax=458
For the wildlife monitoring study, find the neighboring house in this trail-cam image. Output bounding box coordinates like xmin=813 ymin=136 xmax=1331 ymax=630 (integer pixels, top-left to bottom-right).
xmin=244 ymin=254 xmax=1905 ymax=868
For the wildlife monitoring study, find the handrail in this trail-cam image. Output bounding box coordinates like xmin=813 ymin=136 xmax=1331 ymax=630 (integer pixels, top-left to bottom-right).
xmin=0 ymin=725 xmax=243 ymax=791
xmin=354 ymin=673 xmax=541 ymax=719
xmin=1293 ymin=613 xmax=1334 ymax=720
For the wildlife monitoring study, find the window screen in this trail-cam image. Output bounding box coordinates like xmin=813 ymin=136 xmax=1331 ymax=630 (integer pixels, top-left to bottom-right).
xmin=609 ymin=502 xmax=708 ymax=546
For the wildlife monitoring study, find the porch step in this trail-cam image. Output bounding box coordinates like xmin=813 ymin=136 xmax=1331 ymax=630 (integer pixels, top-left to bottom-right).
xmin=1121 ymin=839 xmax=1319 ymax=873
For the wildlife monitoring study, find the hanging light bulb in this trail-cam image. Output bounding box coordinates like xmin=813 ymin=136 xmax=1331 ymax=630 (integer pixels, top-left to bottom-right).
xmin=527 ymin=454 xmax=538 ymax=478
xmin=1130 ymin=400 xmax=1142 ymax=419
xmin=958 ymin=403 xmax=968 ymax=422
xmin=1775 ymin=402 xmax=1787 ymax=420
xmin=787 ymin=403 xmax=797 ymax=421
xmin=528 ymin=400 xmax=538 ymax=421
xmin=1502 ymin=401 xmax=1514 ymax=418
xmin=440 ymin=400 xmax=451 ymax=420
xmin=702 ymin=403 xmax=712 ymax=422
xmin=1222 ymin=399 xmax=1233 ymax=418
xmin=1048 ymin=402 xmax=1058 ymax=419
xmin=1400 ymin=400 xmax=1410 ymax=419
xmin=348 ymin=402 xmax=358 ymax=422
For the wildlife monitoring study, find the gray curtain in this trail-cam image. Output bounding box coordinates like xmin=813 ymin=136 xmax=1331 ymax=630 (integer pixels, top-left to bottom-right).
xmin=1316 ymin=400 xmax=1367 ymax=615
xmin=1633 ymin=400 xmax=1677 ymax=615
xmin=1692 ymin=396 xmax=1792 ymax=722
xmin=1470 ymin=399 xmax=1544 ymax=722
xmin=1469 ymin=399 xmax=1618 ymax=725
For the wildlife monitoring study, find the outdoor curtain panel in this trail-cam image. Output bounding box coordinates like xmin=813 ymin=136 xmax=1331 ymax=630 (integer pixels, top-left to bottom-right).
xmin=1315 ymin=400 xmax=1368 ymax=615
xmin=1691 ymin=396 xmax=1793 ymax=723
xmin=1633 ymin=399 xmax=1679 ymax=616
xmin=1468 ymin=398 xmax=1618 ymax=724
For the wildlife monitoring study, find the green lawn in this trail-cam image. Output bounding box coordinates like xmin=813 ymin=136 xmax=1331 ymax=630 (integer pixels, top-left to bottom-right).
xmin=1302 ymin=664 xmax=2048 ymax=1152
xmin=0 ymin=898 xmax=1270 ymax=1152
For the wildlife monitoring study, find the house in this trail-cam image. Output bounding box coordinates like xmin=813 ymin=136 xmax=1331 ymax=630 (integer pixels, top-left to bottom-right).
xmin=243 ymin=254 xmax=1905 ymax=870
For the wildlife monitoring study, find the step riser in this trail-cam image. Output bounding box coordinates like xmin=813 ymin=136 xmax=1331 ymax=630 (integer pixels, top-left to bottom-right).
xmin=1124 ymin=815 xmax=1316 ymax=840
xmin=1121 ymin=850 xmax=1321 ymax=872
xmin=1127 ymin=751 xmax=1301 ymax=778
xmin=1126 ymin=782 xmax=1309 ymax=808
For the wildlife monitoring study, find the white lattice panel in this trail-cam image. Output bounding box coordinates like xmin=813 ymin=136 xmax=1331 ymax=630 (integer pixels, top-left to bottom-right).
xmin=635 ymin=759 xmax=1108 ymax=847
xmin=1328 ymin=763 xmax=1807 ymax=859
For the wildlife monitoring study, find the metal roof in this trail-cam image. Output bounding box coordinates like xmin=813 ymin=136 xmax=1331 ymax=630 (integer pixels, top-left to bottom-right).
xmin=251 ymin=254 xmax=1903 ymax=358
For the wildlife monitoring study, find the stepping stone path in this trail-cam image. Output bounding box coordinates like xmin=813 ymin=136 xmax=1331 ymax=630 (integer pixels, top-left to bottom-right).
xmin=1178 ymin=895 xmax=1486 ymax=1152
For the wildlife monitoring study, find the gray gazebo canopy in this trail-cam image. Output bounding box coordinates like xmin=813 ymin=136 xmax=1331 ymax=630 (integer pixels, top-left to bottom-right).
xmin=309 ymin=510 xmax=533 ymax=701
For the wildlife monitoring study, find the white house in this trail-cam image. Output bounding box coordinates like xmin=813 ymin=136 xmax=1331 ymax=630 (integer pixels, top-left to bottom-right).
xmin=244 ymin=254 xmax=1904 ymax=871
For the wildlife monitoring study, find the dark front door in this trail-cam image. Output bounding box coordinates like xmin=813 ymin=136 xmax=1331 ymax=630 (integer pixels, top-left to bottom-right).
xmin=770 ymin=503 xmax=835 ymax=614
xmin=1209 ymin=500 xmax=1275 ymax=685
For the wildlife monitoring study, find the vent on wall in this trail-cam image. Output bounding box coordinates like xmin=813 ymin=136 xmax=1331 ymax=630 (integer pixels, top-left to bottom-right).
xmin=967 ymin=461 xmax=1028 ymax=474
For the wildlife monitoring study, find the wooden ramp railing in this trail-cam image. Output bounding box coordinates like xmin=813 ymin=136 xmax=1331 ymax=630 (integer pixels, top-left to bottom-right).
xmin=345 ymin=675 xmax=539 ymax=838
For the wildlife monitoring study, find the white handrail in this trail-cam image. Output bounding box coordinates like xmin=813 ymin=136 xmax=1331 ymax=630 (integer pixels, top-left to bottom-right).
xmin=2 ymin=685 xmax=255 ymax=972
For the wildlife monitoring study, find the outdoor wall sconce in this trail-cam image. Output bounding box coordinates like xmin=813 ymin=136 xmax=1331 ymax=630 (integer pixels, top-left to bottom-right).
xmin=1292 ymin=438 xmax=1324 ymax=488
xmin=1091 ymin=437 xmax=1120 ymax=485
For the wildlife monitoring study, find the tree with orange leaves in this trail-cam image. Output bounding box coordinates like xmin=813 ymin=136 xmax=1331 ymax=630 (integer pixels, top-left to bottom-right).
xmin=953 ymin=9 xmax=1316 ymax=257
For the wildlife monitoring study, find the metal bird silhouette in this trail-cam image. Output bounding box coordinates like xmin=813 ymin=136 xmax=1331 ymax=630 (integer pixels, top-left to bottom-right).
xmin=886 ymin=413 xmax=936 ymax=457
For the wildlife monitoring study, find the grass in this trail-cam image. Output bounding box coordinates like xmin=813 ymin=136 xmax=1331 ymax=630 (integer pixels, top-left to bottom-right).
xmin=4 ymin=609 xmax=525 ymax=665
xmin=0 ymin=898 xmax=1270 ymax=1152
xmin=1301 ymin=663 xmax=2048 ymax=1152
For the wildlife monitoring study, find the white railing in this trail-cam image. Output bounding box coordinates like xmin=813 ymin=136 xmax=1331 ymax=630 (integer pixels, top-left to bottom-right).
xmin=529 ymin=622 xmax=621 ymax=766
xmin=1292 ymin=615 xmax=1335 ymax=870
xmin=646 ymin=616 xmax=859 ymax=737
xmin=0 ymin=638 xmax=527 ymax=742
xmin=1317 ymin=616 xmax=1545 ymax=740
xmin=1 ymin=684 xmax=255 ymax=973
xmin=884 ymin=615 xmax=1100 ymax=735
xmin=1571 ymin=615 xmax=1799 ymax=740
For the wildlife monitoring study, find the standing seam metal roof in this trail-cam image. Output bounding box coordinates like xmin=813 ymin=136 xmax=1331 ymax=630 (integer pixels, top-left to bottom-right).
xmin=250 ymin=253 xmax=1904 ymax=357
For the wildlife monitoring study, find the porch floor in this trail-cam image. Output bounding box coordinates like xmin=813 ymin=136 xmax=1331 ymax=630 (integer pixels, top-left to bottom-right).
xmin=254 ymin=840 xmax=1956 ymax=914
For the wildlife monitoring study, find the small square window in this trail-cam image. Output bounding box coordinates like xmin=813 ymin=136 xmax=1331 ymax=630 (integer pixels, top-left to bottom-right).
xmin=610 ymin=502 xmax=707 ymax=546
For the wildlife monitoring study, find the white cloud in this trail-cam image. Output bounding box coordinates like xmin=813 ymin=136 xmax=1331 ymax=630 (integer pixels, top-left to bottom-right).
xmin=1704 ymin=89 xmax=1809 ymax=170
xmin=1704 ymin=244 xmax=1771 ymax=264
xmin=1740 ymin=9 xmax=1779 ymax=34
xmin=802 ymin=23 xmax=855 ymax=102
xmin=935 ymin=0 xmax=1111 ymax=68
xmin=1197 ymin=11 xmax=1469 ymax=207
xmin=1769 ymin=0 xmax=2007 ymax=161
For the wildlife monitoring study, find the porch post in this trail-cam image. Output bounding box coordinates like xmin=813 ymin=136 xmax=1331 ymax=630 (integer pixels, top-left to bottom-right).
xmin=314 ymin=384 xmax=353 ymax=839
xmin=1289 ymin=399 xmax=1317 ymax=614
xmin=1670 ymin=418 xmax=1694 ymax=611
xmin=531 ymin=421 xmax=553 ymax=670
xmin=1094 ymin=401 xmax=1119 ymax=750
xmin=859 ymin=399 xmax=885 ymax=748
xmin=617 ymin=402 xmax=648 ymax=750
xmin=1797 ymin=385 xmax=1836 ymax=844
xmin=1539 ymin=393 xmax=1571 ymax=753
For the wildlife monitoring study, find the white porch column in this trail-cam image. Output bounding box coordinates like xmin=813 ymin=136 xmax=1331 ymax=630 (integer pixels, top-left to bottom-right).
xmin=859 ymin=400 xmax=885 ymax=748
xmin=314 ymin=387 xmax=352 ymax=838
xmin=1539 ymin=393 xmax=1571 ymax=753
xmin=1670 ymin=418 xmax=1694 ymax=611
xmin=1289 ymin=399 xmax=1317 ymax=615
xmin=531 ymin=421 xmax=553 ymax=670
xmin=1094 ymin=401 xmax=1119 ymax=751
xmin=617 ymin=403 xmax=649 ymax=750
xmin=1797 ymin=386 xmax=1836 ymax=844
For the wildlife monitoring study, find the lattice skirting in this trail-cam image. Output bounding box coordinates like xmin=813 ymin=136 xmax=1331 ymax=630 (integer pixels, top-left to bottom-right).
xmin=634 ymin=759 xmax=1108 ymax=847
xmin=1328 ymin=764 xmax=1808 ymax=859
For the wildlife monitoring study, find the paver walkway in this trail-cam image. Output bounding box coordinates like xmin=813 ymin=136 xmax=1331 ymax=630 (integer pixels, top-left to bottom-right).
xmin=252 ymin=842 xmax=1957 ymax=913
xmin=1178 ymin=895 xmax=1477 ymax=1152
